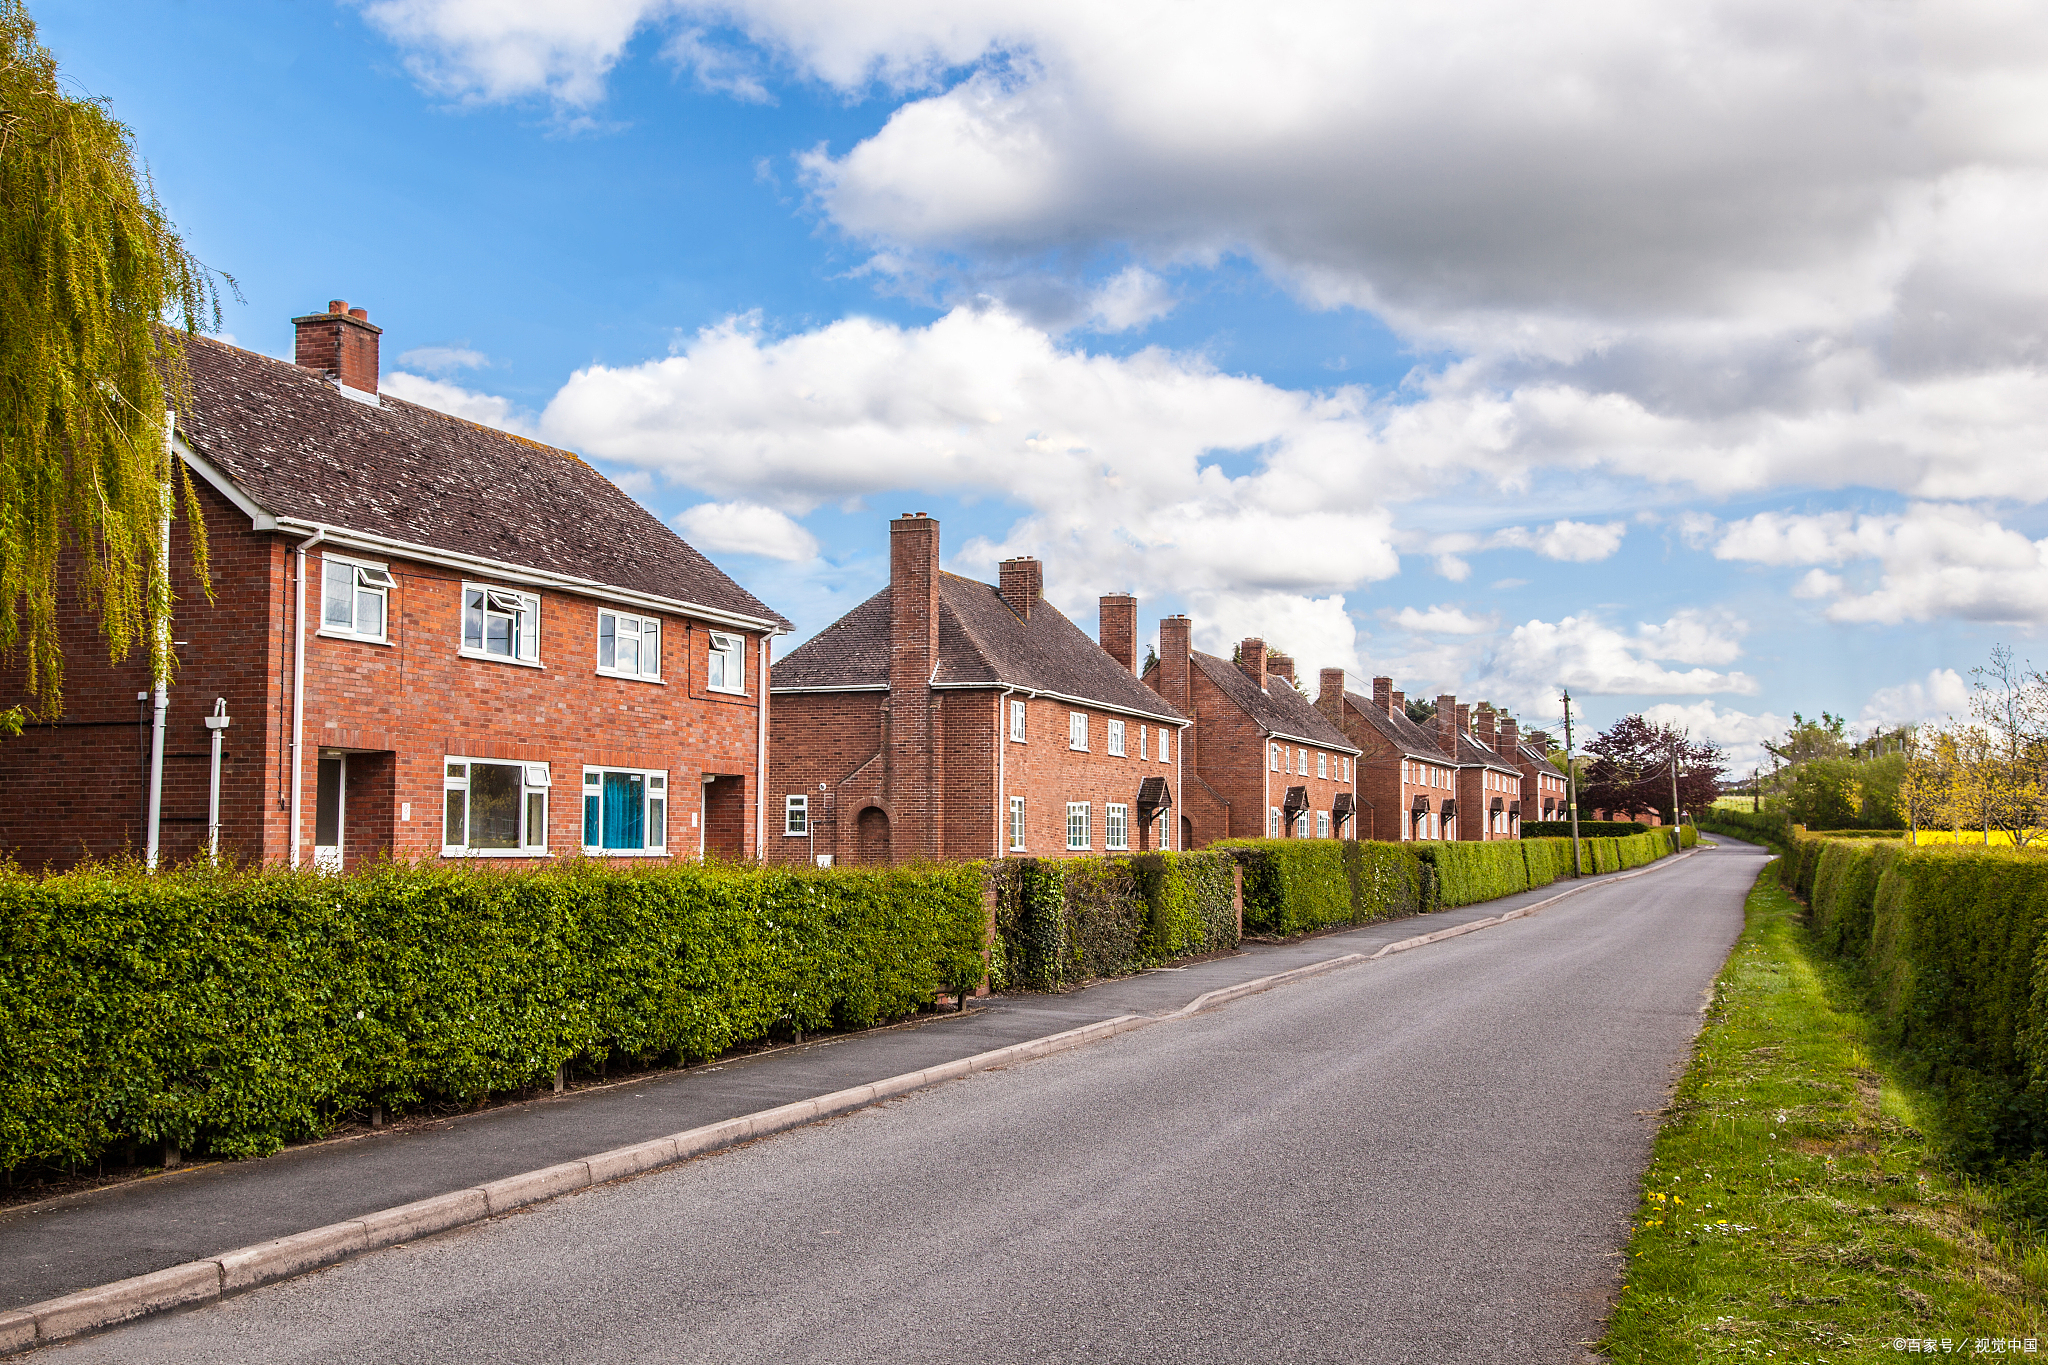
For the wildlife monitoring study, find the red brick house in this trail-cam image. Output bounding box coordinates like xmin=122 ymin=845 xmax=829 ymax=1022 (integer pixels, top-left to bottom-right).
xmin=1509 ymin=732 xmax=1572 ymax=824
xmin=766 ymin=514 xmax=1189 ymax=864
xmin=0 ymin=302 xmax=789 ymax=871
xmin=1450 ymin=702 xmax=1524 ymax=840
xmin=1315 ymin=675 xmax=1461 ymax=841
xmin=1145 ymin=628 xmax=1360 ymax=848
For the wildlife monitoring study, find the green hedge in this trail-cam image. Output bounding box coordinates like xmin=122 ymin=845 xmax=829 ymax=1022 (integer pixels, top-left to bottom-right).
xmin=985 ymin=851 xmax=1238 ymax=991
xmin=1418 ymin=841 xmax=1531 ymax=907
xmin=1522 ymin=820 xmax=1650 ymax=838
xmin=1213 ymin=839 xmax=1428 ymax=935
xmin=1698 ymin=808 xmax=1788 ymax=845
xmin=0 ymin=857 xmax=988 ymax=1173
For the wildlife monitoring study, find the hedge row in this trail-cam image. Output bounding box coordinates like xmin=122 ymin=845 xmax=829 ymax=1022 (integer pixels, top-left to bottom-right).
xmin=1213 ymin=839 xmax=1427 ymax=935
xmin=1521 ymin=820 xmax=1650 ymax=838
xmin=1698 ymin=807 xmax=1788 ymax=844
xmin=0 ymin=857 xmax=988 ymax=1173
xmin=1789 ymin=833 xmax=2048 ymax=1168
xmin=985 ymin=851 xmax=1238 ymax=991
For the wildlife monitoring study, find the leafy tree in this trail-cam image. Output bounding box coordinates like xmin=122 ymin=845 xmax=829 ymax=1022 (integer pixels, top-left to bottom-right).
xmin=1579 ymin=714 xmax=1725 ymax=824
xmin=1405 ymin=697 xmax=1437 ymax=726
xmin=1 ymin=0 xmax=226 ymax=718
xmin=1766 ymin=711 xmax=1851 ymax=764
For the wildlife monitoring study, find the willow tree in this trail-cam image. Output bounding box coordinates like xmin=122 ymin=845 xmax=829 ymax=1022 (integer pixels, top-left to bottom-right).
xmin=1 ymin=0 xmax=225 ymax=720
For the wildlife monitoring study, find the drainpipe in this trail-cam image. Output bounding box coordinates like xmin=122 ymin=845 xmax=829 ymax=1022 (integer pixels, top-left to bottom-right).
xmin=205 ymin=698 xmax=231 ymax=859
xmin=995 ymin=686 xmax=1017 ymax=858
xmin=756 ymin=634 xmax=770 ymax=861
xmin=1175 ymin=721 xmax=1185 ymax=850
xmin=144 ymin=410 xmax=174 ymax=871
xmin=289 ymin=527 xmax=326 ymax=867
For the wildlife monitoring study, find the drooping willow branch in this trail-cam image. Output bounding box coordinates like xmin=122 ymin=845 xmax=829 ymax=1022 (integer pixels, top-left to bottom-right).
xmin=0 ymin=0 xmax=230 ymax=717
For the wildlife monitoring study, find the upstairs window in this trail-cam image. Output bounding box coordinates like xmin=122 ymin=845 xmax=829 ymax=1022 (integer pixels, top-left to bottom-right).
xmin=1299 ymin=747 xmax=1309 ymax=773
xmin=706 ymin=632 xmax=746 ymax=693
xmin=784 ymin=794 xmax=808 ymax=836
xmin=1317 ymin=752 xmax=1328 ymax=779
xmin=443 ymin=759 xmax=548 ymax=855
xmin=598 ymin=610 xmax=661 ymax=680
xmin=1108 ymin=719 xmax=1126 ymax=757
xmin=1140 ymin=725 xmax=1150 ymax=760
xmin=1009 ymin=699 xmax=1027 ymax=742
xmin=582 ymin=767 xmax=667 ymax=853
xmin=462 ymin=584 xmax=540 ymax=664
xmin=321 ymin=555 xmax=393 ymax=643
xmin=1159 ymin=729 xmax=1171 ymax=763
xmin=1069 ymin=711 xmax=1088 ymax=751
xmin=1270 ymin=743 xmax=1280 ymax=772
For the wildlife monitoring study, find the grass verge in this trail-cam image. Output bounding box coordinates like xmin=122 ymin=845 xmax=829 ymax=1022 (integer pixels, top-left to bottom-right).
xmin=1600 ymin=863 xmax=2047 ymax=1362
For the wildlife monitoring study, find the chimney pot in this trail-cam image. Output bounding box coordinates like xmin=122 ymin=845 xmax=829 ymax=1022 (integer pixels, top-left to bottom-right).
xmin=348 ymin=307 xmax=368 ymax=321
xmin=294 ymin=298 xmax=384 ymax=395
xmin=329 ymin=300 xmax=347 ymax=314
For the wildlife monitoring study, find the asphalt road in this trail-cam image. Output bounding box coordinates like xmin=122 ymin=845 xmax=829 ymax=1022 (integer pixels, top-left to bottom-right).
xmin=37 ymin=841 xmax=1762 ymax=1364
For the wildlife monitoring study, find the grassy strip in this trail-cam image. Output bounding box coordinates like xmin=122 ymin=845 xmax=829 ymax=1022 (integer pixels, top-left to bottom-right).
xmin=1600 ymin=865 xmax=2047 ymax=1362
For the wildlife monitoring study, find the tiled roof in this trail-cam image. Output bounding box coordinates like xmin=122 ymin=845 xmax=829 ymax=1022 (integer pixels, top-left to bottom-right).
xmin=1458 ymin=729 xmax=1522 ymax=774
xmin=1341 ymin=690 xmax=1452 ymax=760
xmin=771 ymin=574 xmax=1185 ymax=722
xmin=174 ymin=336 xmax=787 ymax=628
xmin=1189 ymin=654 xmax=1358 ymax=751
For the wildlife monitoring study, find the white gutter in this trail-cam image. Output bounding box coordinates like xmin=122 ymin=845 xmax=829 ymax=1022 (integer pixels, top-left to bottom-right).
xmin=927 ymin=680 xmax=1192 ymax=731
xmin=756 ymin=634 xmax=770 ymax=860
xmin=144 ymin=410 xmax=174 ymax=870
xmin=995 ymin=686 xmax=1017 ymax=859
xmin=288 ymin=527 xmax=326 ymax=867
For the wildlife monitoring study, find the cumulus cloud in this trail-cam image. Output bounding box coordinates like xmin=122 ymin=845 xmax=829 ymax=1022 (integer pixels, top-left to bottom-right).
xmin=1464 ymin=612 xmax=1758 ymax=711
xmin=1492 ymin=519 xmax=1627 ymax=563
xmin=673 ymin=501 xmax=821 ymax=560
xmin=1715 ymin=503 xmax=2048 ymax=625
xmin=1859 ymin=668 xmax=1971 ymax=729
xmin=382 ymin=371 xmax=538 ymax=435
xmin=396 ymin=345 xmax=490 ymax=375
xmin=1636 ymin=700 xmax=1789 ymax=769
xmin=1389 ymin=604 xmax=1494 ymax=636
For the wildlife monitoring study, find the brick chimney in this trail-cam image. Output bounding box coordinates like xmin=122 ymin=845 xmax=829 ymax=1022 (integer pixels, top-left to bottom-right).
xmin=1391 ymin=689 xmax=1405 ymax=719
xmin=1098 ymin=594 xmax=1137 ymax=672
xmin=1154 ymin=615 xmax=1192 ymax=711
xmin=1316 ymin=668 xmax=1346 ymax=727
xmin=1436 ymin=693 xmax=1459 ymax=756
xmin=292 ymin=300 xmax=382 ymax=395
xmin=1239 ymin=638 xmax=1268 ymax=686
xmin=1455 ymin=703 xmax=1471 ymax=740
xmin=1373 ymin=677 xmax=1394 ymax=718
xmin=1499 ymin=716 xmax=1520 ymax=757
xmin=888 ymin=513 xmax=941 ymax=860
xmin=1266 ymin=652 xmax=1296 ymax=685
xmin=999 ymin=558 xmax=1041 ymax=622
xmin=1475 ymin=706 xmax=1497 ymax=750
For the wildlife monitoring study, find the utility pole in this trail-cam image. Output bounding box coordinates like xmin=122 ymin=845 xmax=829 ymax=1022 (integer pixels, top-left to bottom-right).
xmin=1669 ymin=731 xmax=1683 ymax=852
xmin=1752 ymin=766 xmax=1759 ymax=813
xmin=1562 ymin=687 xmax=1582 ymax=877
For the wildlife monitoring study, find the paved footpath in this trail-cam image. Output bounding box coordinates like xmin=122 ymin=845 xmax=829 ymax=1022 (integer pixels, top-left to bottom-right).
xmin=1 ymin=844 xmax=1742 ymax=1321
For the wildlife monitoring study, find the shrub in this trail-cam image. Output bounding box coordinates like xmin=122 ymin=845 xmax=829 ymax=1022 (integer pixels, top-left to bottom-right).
xmin=0 ymin=856 xmax=989 ymax=1173
xmin=1213 ymin=840 xmax=1426 ymax=935
xmin=1522 ymin=820 xmax=1649 ymax=838
xmin=1417 ymin=841 xmax=1530 ymax=907
xmin=985 ymin=850 xmax=1238 ymax=991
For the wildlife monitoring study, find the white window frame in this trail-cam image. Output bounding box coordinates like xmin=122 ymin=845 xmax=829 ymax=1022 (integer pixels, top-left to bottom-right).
xmin=1299 ymin=747 xmax=1309 ymax=773
xmin=1270 ymin=743 xmax=1280 ymax=772
xmin=580 ymin=765 xmax=670 ymax=855
xmin=1106 ymin=803 xmax=1130 ymax=851
xmin=460 ymin=581 xmax=541 ymax=666
xmin=1139 ymin=725 xmax=1150 ymax=759
xmin=1317 ymin=752 xmax=1328 ymax=779
xmin=1009 ymin=698 xmax=1027 ymax=742
xmin=597 ymin=609 xmax=662 ymax=682
xmin=1159 ymin=729 xmax=1171 ymax=763
xmin=1108 ymin=718 xmax=1126 ymax=757
xmin=1069 ymin=711 xmax=1089 ymax=752
xmin=442 ymin=758 xmax=550 ymax=856
xmin=1295 ymin=811 xmax=1310 ymax=839
xmin=706 ymin=631 xmax=747 ymax=694
xmin=1066 ymin=801 xmax=1092 ymax=851
xmin=1268 ymin=807 xmax=1280 ymax=837
xmin=784 ymin=793 xmax=808 ymax=836
xmin=1317 ymin=810 xmax=1331 ymax=838
xmin=1010 ymin=795 xmax=1027 ymax=851
xmin=319 ymin=553 xmax=394 ymax=644
xmin=1285 ymin=746 xmax=1293 ymax=774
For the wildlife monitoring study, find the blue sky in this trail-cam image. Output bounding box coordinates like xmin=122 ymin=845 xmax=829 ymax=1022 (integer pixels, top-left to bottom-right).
xmin=42 ymin=0 xmax=2048 ymax=763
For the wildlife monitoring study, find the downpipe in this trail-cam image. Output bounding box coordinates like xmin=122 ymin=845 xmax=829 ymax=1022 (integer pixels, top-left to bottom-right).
xmin=289 ymin=528 xmax=326 ymax=867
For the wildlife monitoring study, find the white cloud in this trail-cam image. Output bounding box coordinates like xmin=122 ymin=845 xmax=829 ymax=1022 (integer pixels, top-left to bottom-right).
xmin=1465 ymin=612 xmax=1758 ymax=712
xmin=1716 ymin=503 xmax=2048 ymax=624
xmin=1180 ymin=589 xmax=1360 ymax=677
xmin=1492 ymin=519 xmax=1627 ymax=563
xmin=1632 ymin=609 xmax=1746 ymax=666
xmin=358 ymin=0 xmax=654 ymax=106
xmin=673 ymin=501 xmax=821 ymax=560
xmin=396 ymin=345 xmax=490 ymax=374
xmin=1858 ymin=668 xmax=1970 ymax=729
xmin=382 ymin=371 xmax=538 ymax=435
xmin=1637 ymin=700 xmax=1789 ymax=769
xmin=1084 ymin=266 xmax=1175 ymax=333
xmin=1389 ymin=604 xmax=1494 ymax=636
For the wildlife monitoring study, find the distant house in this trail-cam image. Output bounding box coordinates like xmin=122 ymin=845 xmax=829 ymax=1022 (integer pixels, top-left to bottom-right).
xmin=1509 ymin=732 xmax=1573 ymax=824
xmin=1315 ymin=674 xmax=1459 ymax=841
xmin=0 ymin=301 xmax=789 ymax=870
xmin=1450 ymin=701 xmax=1525 ymax=840
xmin=767 ymin=514 xmax=1189 ymax=864
xmin=1145 ymin=629 xmax=1360 ymax=847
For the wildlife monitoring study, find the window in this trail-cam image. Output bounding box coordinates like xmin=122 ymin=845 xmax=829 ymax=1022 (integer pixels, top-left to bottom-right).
xmin=1066 ymin=802 xmax=1092 ymax=850
xmin=1317 ymin=752 xmax=1328 ymax=779
xmin=1299 ymin=748 xmax=1309 ymax=774
xmin=1295 ymin=811 xmax=1310 ymax=839
xmin=1069 ymin=711 xmax=1088 ymax=751
xmin=1140 ymin=725 xmax=1149 ymax=759
xmin=1268 ymin=807 xmax=1280 ymax=837
xmin=706 ymin=632 xmax=746 ymax=693
xmin=598 ymin=610 xmax=661 ymax=680
xmin=1108 ymin=719 xmax=1126 ymax=756
xmin=1159 ymin=729 xmax=1171 ymax=763
xmin=1317 ymin=810 xmax=1331 ymax=838
xmin=581 ymin=767 xmax=667 ymax=853
xmin=1284 ymin=747 xmax=1293 ymax=774
xmin=321 ymin=555 xmax=393 ymax=642
xmin=784 ymin=794 xmax=808 ymax=836
xmin=1106 ymin=803 xmax=1129 ymax=851
xmin=443 ymin=759 xmax=548 ymax=854
xmin=1010 ymin=796 xmax=1026 ymax=851
xmin=1270 ymin=743 xmax=1280 ymax=772
xmin=1009 ymin=699 xmax=1027 ymax=742
xmin=461 ymin=584 xmax=540 ymax=664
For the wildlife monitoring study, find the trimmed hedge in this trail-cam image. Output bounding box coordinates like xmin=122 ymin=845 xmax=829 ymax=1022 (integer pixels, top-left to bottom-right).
xmin=0 ymin=857 xmax=988 ymax=1173
xmin=985 ymin=851 xmax=1237 ymax=991
xmin=1522 ymin=820 xmax=1650 ymax=838
xmin=1213 ymin=839 xmax=1427 ymax=934
xmin=1698 ymin=808 xmax=1788 ymax=845
xmin=1419 ymin=840 xmax=1532 ymax=907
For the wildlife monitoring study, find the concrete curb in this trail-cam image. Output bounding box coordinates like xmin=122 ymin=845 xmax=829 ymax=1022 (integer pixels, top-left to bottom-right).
xmin=5 ymin=847 xmax=1699 ymax=1356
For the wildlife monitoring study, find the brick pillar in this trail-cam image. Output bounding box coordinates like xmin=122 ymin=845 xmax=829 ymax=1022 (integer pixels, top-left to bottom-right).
xmin=1098 ymin=594 xmax=1136 ymax=672
xmin=1239 ymin=638 xmax=1267 ymax=686
xmin=1316 ymin=667 xmax=1346 ymax=727
xmin=292 ymin=300 xmax=382 ymax=394
xmin=1436 ymin=694 xmax=1459 ymax=756
xmin=999 ymin=557 xmax=1041 ymax=621
xmin=1154 ymin=615 xmax=1192 ymax=711
xmin=888 ymin=513 xmax=941 ymax=862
